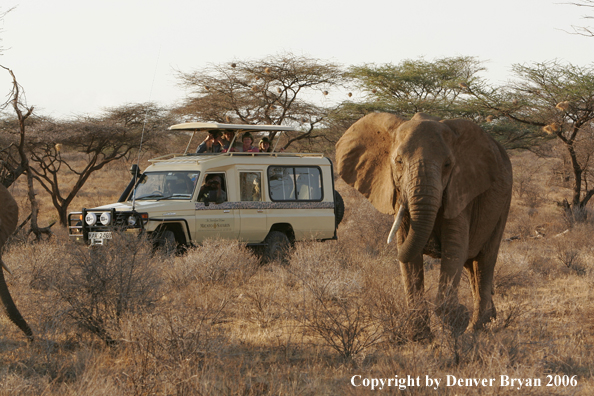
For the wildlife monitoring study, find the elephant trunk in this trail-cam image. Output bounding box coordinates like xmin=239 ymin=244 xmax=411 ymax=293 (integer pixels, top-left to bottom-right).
xmin=0 ymin=260 xmax=33 ymax=341
xmin=397 ymin=181 xmax=441 ymax=263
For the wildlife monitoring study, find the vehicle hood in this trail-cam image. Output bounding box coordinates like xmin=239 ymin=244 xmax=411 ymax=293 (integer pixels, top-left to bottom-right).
xmin=90 ymin=200 xmax=194 ymax=216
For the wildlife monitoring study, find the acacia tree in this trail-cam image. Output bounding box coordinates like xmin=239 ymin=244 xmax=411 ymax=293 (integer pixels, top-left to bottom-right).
xmin=329 ymin=56 xmax=543 ymax=149
xmin=0 ymin=65 xmax=54 ymax=239
xmin=174 ymin=53 xmax=344 ymax=149
xmin=27 ymin=103 xmax=172 ymax=226
xmin=469 ymin=60 xmax=594 ymax=222
xmin=346 ymin=56 xmax=485 ymax=118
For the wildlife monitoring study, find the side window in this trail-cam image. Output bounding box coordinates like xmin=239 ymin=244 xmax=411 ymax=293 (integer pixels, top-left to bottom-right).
xmin=269 ymin=167 xmax=296 ymax=200
xmin=268 ymin=166 xmax=322 ymax=201
xmin=239 ymin=172 xmax=262 ymax=201
xmin=295 ymin=167 xmax=322 ymax=200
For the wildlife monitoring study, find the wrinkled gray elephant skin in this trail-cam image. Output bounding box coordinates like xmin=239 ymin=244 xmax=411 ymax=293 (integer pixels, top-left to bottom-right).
xmin=336 ymin=113 xmax=512 ymax=339
xmin=0 ymin=184 xmax=33 ymax=341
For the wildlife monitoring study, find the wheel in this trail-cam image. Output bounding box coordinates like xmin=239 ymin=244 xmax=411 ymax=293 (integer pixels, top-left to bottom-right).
xmin=156 ymin=229 xmax=177 ymax=254
xmin=262 ymin=231 xmax=291 ymax=264
xmin=334 ymin=190 xmax=345 ymax=227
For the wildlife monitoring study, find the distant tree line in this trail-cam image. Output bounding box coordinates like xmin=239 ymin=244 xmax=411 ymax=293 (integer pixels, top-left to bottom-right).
xmin=3 ymin=50 xmax=594 ymax=229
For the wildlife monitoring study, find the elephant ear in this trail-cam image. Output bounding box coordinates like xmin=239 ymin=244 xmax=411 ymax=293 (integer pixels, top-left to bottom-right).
xmin=411 ymin=112 xmax=442 ymax=122
xmin=335 ymin=113 xmax=405 ymax=215
xmin=441 ymin=119 xmax=499 ymax=219
xmin=0 ymin=185 xmax=18 ymax=250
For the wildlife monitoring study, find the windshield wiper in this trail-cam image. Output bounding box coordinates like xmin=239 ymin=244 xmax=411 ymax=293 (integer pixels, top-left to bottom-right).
xmin=157 ymin=194 xmax=192 ymax=201
xmin=134 ymin=193 xmax=164 ymax=200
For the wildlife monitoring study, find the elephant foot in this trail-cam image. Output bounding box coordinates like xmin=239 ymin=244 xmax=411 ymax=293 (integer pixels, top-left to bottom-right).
xmin=469 ymin=304 xmax=497 ymax=331
xmin=435 ymin=304 xmax=470 ymax=337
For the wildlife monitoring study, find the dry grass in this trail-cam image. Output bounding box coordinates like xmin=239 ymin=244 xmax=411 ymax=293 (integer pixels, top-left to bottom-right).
xmin=0 ymin=150 xmax=594 ymax=394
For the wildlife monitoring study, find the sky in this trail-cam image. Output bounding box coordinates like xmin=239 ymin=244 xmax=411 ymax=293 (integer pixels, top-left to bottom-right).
xmin=0 ymin=0 xmax=593 ymax=119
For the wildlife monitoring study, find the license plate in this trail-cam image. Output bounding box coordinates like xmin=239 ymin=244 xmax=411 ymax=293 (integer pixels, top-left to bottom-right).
xmin=89 ymin=232 xmax=113 ymax=240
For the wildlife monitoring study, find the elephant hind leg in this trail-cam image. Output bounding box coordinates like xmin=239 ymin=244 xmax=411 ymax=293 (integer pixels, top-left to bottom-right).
xmin=0 ymin=260 xmax=33 ymax=342
xmin=465 ymin=255 xmax=496 ymax=331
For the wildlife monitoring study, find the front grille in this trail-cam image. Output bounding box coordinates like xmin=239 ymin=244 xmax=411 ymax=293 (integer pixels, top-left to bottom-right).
xmin=68 ymin=209 xmax=147 ymax=241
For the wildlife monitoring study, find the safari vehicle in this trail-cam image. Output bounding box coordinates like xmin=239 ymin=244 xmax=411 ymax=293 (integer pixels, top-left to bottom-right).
xmin=68 ymin=123 xmax=344 ymax=259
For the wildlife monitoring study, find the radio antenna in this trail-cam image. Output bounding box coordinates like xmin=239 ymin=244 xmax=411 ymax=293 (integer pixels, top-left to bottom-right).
xmin=132 ymin=46 xmax=161 ymax=211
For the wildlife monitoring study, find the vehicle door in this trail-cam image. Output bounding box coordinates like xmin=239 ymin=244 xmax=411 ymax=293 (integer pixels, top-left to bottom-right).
xmin=237 ymin=170 xmax=267 ymax=243
xmin=194 ymin=172 xmax=239 ymax=242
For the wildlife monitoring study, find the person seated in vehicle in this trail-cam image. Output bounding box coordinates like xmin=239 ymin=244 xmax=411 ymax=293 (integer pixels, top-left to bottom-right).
xmin=196 ymin=131 xmax=224 ymax=153
xmin=221 ymin=130 xmax=239 ymax=152
xmin=240 ymin=132 xmax=259 ymax=152
xmin=259 ymin=137 xmax=271 ymax=152
xmin=197 ymin=174 xmax=227 ymax=204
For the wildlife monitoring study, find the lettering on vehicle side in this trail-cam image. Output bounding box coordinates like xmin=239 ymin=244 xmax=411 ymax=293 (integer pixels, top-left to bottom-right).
xmin=194 ymin=202 xmax=334 ymax=210
xmin=199 ymin=222 xmax=231 ymax=230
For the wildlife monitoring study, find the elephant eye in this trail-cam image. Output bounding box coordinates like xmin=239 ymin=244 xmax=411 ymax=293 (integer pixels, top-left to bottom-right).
xmin=444 ymin=159 xmax=452 ymax=168
xmin=395 ymin=156 xmax=403 ymax=164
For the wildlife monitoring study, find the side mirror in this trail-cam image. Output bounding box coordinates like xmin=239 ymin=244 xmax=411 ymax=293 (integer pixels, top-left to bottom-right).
xmin=130 ymin=164 xmax=140 ymax=177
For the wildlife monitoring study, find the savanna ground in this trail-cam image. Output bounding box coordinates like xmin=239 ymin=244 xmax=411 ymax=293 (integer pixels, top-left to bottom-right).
xmin=1 ymin=149 xmax=594 ymax=395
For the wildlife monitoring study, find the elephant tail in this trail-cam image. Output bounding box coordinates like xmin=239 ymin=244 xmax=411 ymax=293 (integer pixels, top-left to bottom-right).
xmin=0 ymin=259 xmax=33 ymax=342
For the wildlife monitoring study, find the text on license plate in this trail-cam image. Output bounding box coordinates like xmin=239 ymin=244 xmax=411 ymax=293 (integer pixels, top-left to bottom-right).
xmin=89 ymin=232 xmax=112 ymax=240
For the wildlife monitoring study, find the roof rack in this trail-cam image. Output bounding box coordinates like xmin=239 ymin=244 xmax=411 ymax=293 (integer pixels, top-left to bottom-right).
xmin=147 ymin=151 xmax=325 ymax=164
xmin=168 ymin=122 xmax=300 ymax=132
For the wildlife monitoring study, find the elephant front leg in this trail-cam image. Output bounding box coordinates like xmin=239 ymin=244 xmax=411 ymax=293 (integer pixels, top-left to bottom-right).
xmin=399 ymin=255 xmax=432 ymax=341
xmin=435 ymin=216 xmax=470 ymax=336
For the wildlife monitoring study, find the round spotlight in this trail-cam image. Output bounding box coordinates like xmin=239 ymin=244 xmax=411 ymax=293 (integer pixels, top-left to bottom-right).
xmin=85 ymin=213 xmax=97 ymax=226
xmin=100 ymin=212 xmax=111 ymax=226
xmin=127 ymin=215 xmax=137 ymax=227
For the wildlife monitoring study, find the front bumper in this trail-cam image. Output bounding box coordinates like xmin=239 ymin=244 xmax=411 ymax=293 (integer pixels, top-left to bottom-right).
xmin=68 ymin=208 xmax=148 ymax=245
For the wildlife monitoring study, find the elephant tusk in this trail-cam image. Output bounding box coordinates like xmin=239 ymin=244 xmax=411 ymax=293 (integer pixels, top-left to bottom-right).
xmin=387 ymin=204 xmax=406 ymax=244
xmin=1 ymin=259 xmax=12 ymax=275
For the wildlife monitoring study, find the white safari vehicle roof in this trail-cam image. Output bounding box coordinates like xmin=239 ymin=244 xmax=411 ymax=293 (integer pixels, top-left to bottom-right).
xmin=168 ymin=122 xmax=300 ymax=132
xmin=154 ymin=122 xmax=319 ymax=164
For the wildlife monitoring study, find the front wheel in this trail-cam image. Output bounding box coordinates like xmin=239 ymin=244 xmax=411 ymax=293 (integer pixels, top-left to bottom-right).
xmin=262 ymin=231 xmax=291 ymax=264
xmin=155 ymin=229 xmax=177 ymax=254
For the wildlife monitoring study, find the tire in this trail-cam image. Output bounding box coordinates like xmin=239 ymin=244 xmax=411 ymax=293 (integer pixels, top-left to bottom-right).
xmin=156 ymin=230 xmax=177 ymax=254
xmin=334 ymin=190 xmax=345 ymax=227
xmin=262 ymin=231 xmax=291 ymax=264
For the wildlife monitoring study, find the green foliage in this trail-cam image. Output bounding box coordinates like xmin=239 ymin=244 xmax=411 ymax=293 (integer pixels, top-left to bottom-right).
xmin=470 ymin=60 xmax=594 ymax=218
xmin=345 ymin=56 xmax=485 ymax=118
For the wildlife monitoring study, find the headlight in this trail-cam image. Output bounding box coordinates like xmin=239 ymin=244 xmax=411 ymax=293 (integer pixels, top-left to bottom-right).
xmin=100 ymin=212 xmax=111 ymax=226
xmin=85 ymin=213 xmax=97 ymax=226
xmin=127 ymin=215 xmax=137 ymax=227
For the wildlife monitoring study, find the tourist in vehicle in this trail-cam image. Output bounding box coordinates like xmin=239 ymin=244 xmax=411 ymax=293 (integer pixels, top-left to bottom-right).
xmin=240 ymin=132 xmax=258 ymax=152
xmin=259 ymin=137 xmax=271 ymax=152
xmin=196 ymin=131 xmax=223 ymax=153
xmin=221 ymin=130 xmax=239 ymax=152
xmin=197 ymin=174 xmax=227 ymax=203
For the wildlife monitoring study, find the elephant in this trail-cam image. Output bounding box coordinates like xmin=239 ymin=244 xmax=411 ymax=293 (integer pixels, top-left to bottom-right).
xmin=0 ymin=184 xmax=33 ymax=341
xmin=336 ymin=112 xmax=512 ymax=339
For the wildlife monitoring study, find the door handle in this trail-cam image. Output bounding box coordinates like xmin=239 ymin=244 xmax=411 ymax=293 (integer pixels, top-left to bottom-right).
xmin=257 ymin=210 xmax=264 ymax=213
xmin=223 ymin=210 xmax=230 ymax=213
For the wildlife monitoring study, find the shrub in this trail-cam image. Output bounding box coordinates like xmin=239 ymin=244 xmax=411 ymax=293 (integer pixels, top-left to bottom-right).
xmin=55 ymin=234 xmax=163 ymax=345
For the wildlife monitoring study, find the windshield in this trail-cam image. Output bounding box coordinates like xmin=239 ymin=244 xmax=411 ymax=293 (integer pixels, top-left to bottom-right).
xmin=132 ymin=171 xmax=199 ymax=200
